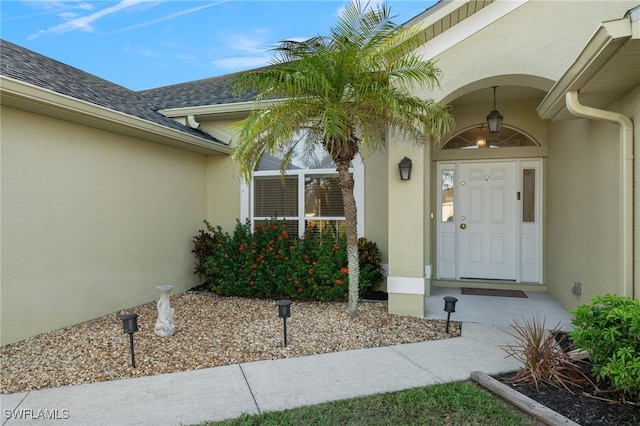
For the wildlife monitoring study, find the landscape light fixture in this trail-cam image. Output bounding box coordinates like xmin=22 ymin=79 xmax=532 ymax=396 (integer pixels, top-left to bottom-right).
xmin=275 ymin=299 xmax=292 ymax=347
xmin=443 ymin=297 xmax=458 ymax=333
xmin=486 ymin=86 xmax=503 ymax=134
xmin=398 ymin=157 xmax=412 ymax=181
xmin=120 ymin=313 xmax=139 ymax=368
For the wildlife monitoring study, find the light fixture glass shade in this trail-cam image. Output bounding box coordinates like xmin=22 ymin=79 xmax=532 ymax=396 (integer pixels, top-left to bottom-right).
xmin=398 ymin=157 xmax=412 ymax=181
xmin=486 ymin=86 xmax=503 ymax=133
xmin=276 ymin=299 xmax=292 ymax=318
xmin=443 ymin=296 xmax=458 ymax=313
xmin=486 ymin=109 xmax=503 ymax=133
xmin=476 ymin=136 xmax=486 ymax=148
xmin=121 ymin=313 xmax=139 ymax=334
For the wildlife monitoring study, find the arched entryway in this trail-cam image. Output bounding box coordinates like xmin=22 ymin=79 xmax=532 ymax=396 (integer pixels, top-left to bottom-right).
xmin=432 ymin=85 xmax=548 ymax=287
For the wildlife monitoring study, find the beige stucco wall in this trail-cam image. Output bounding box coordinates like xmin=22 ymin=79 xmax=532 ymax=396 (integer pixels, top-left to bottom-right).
xmin=206 ymin=155 xmax=241 ymax=232
xmin=386 ymin=134 xmax=428 ymax=317
xmin=631 ymin=87 xmax=640 ymax=303
xmin=375 ymin=0 xmax=640 ymax=316
xmin=361 ymin=148 xmax=389 ymax=265
xmin=545 ymin=110 xmax=625 ymax=309
xmin=388 ymin=140 xmax=427 ymax=278
xmin=1 ymin=106 xmax=209 ymax=345
xmin=448 ymin=98 xmax=548 ymax=147
xmin=546 ymin=86 xmax=639 ymax=309
xmin=418 ymin=1 xmax=636 ymax=103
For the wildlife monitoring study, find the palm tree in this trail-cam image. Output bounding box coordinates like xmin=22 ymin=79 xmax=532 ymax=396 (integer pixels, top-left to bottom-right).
xmin=232 ymin=0 xmax=453 ymax=316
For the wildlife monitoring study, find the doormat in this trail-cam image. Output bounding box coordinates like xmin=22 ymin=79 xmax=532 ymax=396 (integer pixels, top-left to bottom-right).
xmin=462 ymin=288 xmax=527 ymax=298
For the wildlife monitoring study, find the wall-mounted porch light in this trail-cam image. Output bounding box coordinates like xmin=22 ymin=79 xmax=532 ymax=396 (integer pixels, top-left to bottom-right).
xmin=398 ymin=157 xmax=412 ymax=181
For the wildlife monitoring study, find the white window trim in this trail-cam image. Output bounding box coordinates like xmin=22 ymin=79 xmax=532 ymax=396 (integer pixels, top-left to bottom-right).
xmin=240 ymin=155 xmax=364 ymax=237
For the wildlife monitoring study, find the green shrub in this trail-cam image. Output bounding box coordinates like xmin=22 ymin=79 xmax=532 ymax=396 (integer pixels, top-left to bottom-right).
xmin=191 ymin=220 xmax=220 ymax=286
xmin=501 ymin=316 xmax=590 ymax=392
xmin=358 ymin=238 xmax=385 ymax=295
xmin=570 ymin=294 xmax=640 ymax=400
xmin=193 ymin=219 xmax=383 ymax=302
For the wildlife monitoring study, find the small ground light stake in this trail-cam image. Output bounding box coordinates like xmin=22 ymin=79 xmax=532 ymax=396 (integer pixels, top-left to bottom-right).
xmin=275 ymin=300 xmax=292 ymax=347
xmin=443 ymin=297 xmax=458 ymax=333
xmin=120 ymin=313 xmax=139 ymax=367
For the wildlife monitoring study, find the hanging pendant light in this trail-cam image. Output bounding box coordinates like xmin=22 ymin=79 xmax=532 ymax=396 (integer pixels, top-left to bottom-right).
xmin=486 ymin=86 xmax=503 ymax=134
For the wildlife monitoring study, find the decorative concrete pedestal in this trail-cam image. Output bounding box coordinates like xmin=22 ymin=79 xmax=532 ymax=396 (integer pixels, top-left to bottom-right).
xmin=154 ymin=285 xmax=175 ymax=337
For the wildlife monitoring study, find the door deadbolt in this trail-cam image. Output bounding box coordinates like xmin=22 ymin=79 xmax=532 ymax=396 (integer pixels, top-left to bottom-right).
xmin=460 ymin=223 xmax=467 ymax=229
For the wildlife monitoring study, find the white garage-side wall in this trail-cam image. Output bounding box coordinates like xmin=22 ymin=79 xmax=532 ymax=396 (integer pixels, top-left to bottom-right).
xmin=1 ymin=106 xmax=209 ymax=345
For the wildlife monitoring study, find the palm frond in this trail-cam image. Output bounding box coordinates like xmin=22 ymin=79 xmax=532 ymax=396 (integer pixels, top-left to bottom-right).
xmin=230 ymin=0 xmax=454 ymax=316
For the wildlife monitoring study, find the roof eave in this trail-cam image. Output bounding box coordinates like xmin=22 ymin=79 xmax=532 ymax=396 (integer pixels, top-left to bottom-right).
xmin=162 ymin=98 xmax=283 ymax=121
xmin=537 ymin=17 xmax=638 ymax=120
xmin=1 ymin=76 xmax=231 ymax=155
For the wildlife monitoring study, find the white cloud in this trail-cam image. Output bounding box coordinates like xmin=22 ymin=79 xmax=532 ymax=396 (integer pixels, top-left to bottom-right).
xmin=208 ymin=27 xmax=277 ymax=72
xmin=76 ymin=2 xmax=95 ymax=11
xmin=211 ymin=55 xmax=273 ymax=71
xmin=57 ymin=11 xmax=80 ymax=19
xmin=112 ymin=1 xmax=229 ymax=34
xmin=123 ymin=42 xmax=161 ymax=58
xmin=19 ymin=1 xmax=94 ymax=12
xmin=219 ymin=30 xmax=271 ymax=54
xmin=27 ymin=0 xmax=156 ymax=40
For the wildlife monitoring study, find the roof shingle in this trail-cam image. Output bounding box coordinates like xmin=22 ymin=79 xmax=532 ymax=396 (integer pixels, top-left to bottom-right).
xmin=0 ymin=39 xmax=225 ymax=146
xmin=138 ymin=71 xmax=258 ymax=110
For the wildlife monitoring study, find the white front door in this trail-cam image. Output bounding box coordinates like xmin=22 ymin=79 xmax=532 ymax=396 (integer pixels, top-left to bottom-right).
xmin=437 ymin=160 xmax=542 ymax=283
xmin=458 ymin=162 xmax=516 ymax=280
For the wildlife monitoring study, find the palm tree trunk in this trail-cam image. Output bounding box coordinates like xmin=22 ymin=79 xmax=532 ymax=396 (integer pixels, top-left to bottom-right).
xmin=336 ymin=160 xmax=360 ymax=316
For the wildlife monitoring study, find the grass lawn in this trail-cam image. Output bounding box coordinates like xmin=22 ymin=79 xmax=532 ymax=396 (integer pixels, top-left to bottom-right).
xmin=196 ymin=381 xmax=534 ymax=425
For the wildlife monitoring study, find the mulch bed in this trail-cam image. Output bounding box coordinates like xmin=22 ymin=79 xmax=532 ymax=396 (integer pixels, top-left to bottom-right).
xmin=495 ymin=373 xmax=639 ymax=425
xmin=494 ymin=332 xmax=639 ymax=425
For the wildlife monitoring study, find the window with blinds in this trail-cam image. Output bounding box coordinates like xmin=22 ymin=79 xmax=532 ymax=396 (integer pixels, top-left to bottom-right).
xmin=253 ymin=172 xmax=348 ymax=237
xmin=254 ymin=175 xmax=298 ymax=217
xmin=251 ymin=144 xmax=352 ymax=238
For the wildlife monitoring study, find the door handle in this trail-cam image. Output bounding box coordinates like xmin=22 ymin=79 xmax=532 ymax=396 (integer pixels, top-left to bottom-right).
xmin=460 ymin=223 xmax=466 ymax=229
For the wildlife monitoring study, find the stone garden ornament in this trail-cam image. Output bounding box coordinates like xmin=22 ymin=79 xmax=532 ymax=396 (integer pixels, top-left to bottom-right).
xmin=154 ymin=285 xmax=175 ymax=337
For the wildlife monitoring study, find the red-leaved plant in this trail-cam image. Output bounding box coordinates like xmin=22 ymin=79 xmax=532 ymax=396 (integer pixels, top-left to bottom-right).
xmin=501 ymin=316 xmax=592 ymax=393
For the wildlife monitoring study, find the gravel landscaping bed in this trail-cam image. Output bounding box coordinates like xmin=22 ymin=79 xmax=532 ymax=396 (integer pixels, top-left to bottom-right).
xmin=1 ymin=292 xmax=460 ymax=395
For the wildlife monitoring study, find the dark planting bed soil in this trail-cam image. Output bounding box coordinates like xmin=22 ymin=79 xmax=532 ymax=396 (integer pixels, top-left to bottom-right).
xmin=493 ymin=331 xmax=639 ymax=425
xmin=360 ymin=290 xmax=389 ymax=301
xmin=188 ymin=284 xmax=209 ymax=292
xmin=494 ymin=371 xmax=639 ymax=425
xmin=190 ymin=285 xmax=391 ymax=302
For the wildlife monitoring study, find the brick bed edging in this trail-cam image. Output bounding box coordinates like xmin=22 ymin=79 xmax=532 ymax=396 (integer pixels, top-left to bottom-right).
xmin=470 ymin=371 xmax=581 ymax=426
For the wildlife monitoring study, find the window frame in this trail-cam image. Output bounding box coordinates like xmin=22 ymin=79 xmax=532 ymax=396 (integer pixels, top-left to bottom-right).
xmin=240 ymin=156 xmax=364 ymax=238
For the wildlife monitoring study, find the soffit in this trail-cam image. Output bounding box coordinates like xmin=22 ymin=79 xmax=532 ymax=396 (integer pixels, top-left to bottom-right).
xmin=538 ymin=17 xmax=640 ymax=120
xmin=410 ymin=0 xmax=496 ymax=42
xmin=1 ymin=77 xmax=231 ymax=155
xmin=577 ymin=41 xmax=640 ymax=108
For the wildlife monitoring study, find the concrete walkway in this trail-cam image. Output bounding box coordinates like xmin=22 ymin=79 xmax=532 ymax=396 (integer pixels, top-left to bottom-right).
xmin=0 ymin=323 xmax=521 ymax=426
xmin=1 ymin=290 xmax=573 ymax=425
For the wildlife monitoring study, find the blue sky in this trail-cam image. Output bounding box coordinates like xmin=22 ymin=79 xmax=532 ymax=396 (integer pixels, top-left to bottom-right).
xmin=1 ymin=1 xmax=436 ymax=90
